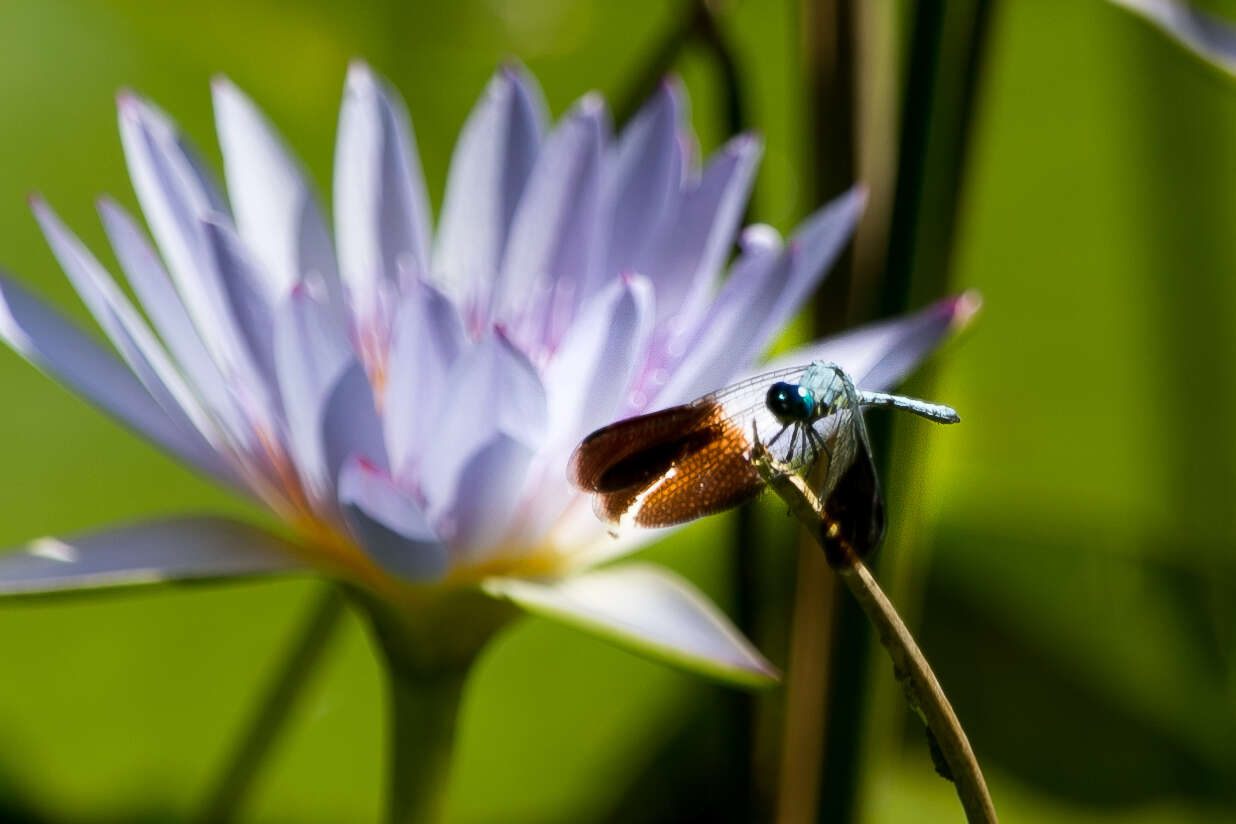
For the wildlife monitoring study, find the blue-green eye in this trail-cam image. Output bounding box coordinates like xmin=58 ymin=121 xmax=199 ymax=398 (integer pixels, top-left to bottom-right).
xmin=765 ymin=381 xmax=814 ymax=424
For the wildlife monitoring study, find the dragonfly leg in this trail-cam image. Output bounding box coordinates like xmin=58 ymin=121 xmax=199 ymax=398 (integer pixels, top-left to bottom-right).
xmin=806 ymin=426 xmax=832 ymax=469
xmin=799 ymin=425 xmax=817 ymax=465
xmin=766 ymin=424 xmax=789 ymax=449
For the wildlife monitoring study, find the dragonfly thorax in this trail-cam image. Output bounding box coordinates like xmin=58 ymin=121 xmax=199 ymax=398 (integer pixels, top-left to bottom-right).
xmin=766 ymin=381 xmax=817 ymax=426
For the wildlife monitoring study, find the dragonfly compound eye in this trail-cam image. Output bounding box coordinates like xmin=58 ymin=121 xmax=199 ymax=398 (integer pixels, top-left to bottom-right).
xmin=766 ymin=382 xmax=814 ymax=425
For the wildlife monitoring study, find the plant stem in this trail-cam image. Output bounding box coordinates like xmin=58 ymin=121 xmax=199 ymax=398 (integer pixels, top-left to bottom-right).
xmin=832 ymin=551 xmax=995 ymax=823
xmin=383 ymin=664 xmax=468 ymax=824
xmin=613 ymin=0 xmax=743 ymax=128
xmin=199 ymin=585 xmax=346 ymax=824
xmin=795 ymin=2 xmax=862 ymax=821
xmin=879 ymin=0 xmax=995 ymax=318
xmin=352 ymin=586 xmax=513 ymax=824
xmin=807 ymin=1 xmax=993 ymax=820
xmin=751 ymin=446 xmax=998 ymax=824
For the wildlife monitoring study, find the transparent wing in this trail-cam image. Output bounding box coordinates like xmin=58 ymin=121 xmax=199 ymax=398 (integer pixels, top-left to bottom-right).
xmin=712 ymin=362 xmax=886 ymax=554
xmin=705 ymin=363 xmax=812 ymax=467
xmin=707 ymin=362 xmax=861 ymax=475
xmin=800 ymin=364 xmax=885 ymax=555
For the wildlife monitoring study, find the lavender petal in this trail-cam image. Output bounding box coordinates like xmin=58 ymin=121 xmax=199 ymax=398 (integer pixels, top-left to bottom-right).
xmin=644 ymin=133 xmax=761 ymax=328
xmin=546 ymin=273 xmax=653 ymax=445
xmin=322 ymin=361 xmax=388 ymax=492
xmin=1107 ymin=0 xmax=1236 ymax=76
xmin=202 ymin=216 xmax=278 ymax=387
xmin=383 ymin=281 xmax=466 ymax=479
xmin=0 ymin=271 xmax=236 ymax=486
xmin=418 ymin=333 xmax=547 ymax=520
xmin=760 ymin=291 xmax=982 ymax=391
xmin=482 ymin=564 xmax=779 ymax=688
xmin=117 ymin=94 xmax=245 ymax=374
xmin=653 ymin=186 xmax=865 ymax=406
xmin=604 ymin=79 xmax=684 ymax=279
xmin=274 ymin=286 xmax=355 ymax=501
xmin=334 ymin=61 xmax=433 ymax=325
xmin=97 ymin=198 xmax=252 ymax=449
xmin=338 ymin=457 xmax=448 ymax=582
xmin=212 ymin=75 xmax=337 ymax=302
xmin=0 ymin=516 xmax=300 ymax=597
xmin=493 ymin=95 xmax=608 ymax=343
xmin=442 ymin=434 xmax=534 ymax=558
xmin=32 ymin=198 xmax=222 ymax=447
xmin=434 ymin=63 xmax=545 ymax=315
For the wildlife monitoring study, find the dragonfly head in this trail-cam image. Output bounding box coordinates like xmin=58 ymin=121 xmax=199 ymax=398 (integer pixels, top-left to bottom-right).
xmin=766 ymin=381 xmax=816 ymax=426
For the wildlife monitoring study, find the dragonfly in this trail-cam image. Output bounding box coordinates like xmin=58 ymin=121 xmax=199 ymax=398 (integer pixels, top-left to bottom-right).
xmin=569 ymin=361 xmax=959 ymax=557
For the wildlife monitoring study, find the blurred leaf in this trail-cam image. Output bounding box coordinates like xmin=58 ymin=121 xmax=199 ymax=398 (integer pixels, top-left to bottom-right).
xmin=920 ymin=0 xmax=1236 ymax=814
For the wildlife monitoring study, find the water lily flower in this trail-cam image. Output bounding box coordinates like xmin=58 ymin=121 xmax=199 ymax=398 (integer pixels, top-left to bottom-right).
xmin=0 ymin=60 xmax=971 ymax=814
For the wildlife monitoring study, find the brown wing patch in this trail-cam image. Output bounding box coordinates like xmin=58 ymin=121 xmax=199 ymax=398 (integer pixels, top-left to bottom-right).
xmin=628 ymin=429 xmax=763 ymax=527
xmin=569 ymin=402 xmax=717 ymax=492
xmin=570 ymin=400 xmax=766 ymax=527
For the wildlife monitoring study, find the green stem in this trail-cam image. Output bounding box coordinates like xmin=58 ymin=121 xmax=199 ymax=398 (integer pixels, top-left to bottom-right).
xmin=383 ymin=664 xmax=468 ymax=824
xmin=879 ymin=0 xmax=995 ymax=317
xmin=352 ymin=586 xmax=515 ymax=824
xmin=199 ymin=585 xmax=346 ymax=824
xmin=813 ymin=1 xmax=995 ymax=820
xmin=784 ymin=2 xmax=860 ymax=821
xmin=612 ymin=0 xmax=740 ymax=127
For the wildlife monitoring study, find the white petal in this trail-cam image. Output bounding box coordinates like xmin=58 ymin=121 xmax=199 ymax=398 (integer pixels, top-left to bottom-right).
xmin=274 ymin=287 xmax=356 ymax=501
xmin=212 ymin=75 xmax=337 ymax=302
xmin=202 ymin=216 xmax=277 ymax=386
xmin=116 ymin=94 xmax=242 ymax=372
xmin=383 ymin=281 xmax=466 ymax=479
xmin=418 ymin=333 xmax=547 ymax=519
xmin=546 ymin=274 xmax=654 ymax=445
xmin=434 ymin=64 xmax=545 ymax=314
xmin=760 ymin=292 xmax=982 ymax=391
xmin=338 ymin=457 xmax=447 ymax=582
xmin=494 ymin=94 xmax=608 ymax=345
xmin=483 ymin=564 xmax=778 ymax=688
xmin=0 ymin=272 xmax=236 ymax=486
xmin=334 ymin=61 xmax=433 ymax=325
xmin=32 ymin=199 xmax=223 ymax=450
xmin=321 ymin=361 xmax=388 ymax=492
xmin=653 ymin=186 xmax=865 ymax=407
xmin=0 ymin=517 xmax=300 ymax=597
xmin=645 ymin=134 xmax=761 ymax=327
xmin=97 ymin=198 xmax=252 ymax=449
xmin=442 ymin=434 xmax=534 ymax=557
xmin=604 ymin=80 xmax=684 ymax=278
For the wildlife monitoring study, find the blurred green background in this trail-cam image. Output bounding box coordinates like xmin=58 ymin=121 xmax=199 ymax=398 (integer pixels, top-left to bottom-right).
xmin=0 ymin=0 xmax=1234 ymax=821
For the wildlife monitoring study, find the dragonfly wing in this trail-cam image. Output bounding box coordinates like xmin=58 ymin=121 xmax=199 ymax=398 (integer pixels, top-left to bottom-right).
xmin=813 ymin=370 xmax=886 ymax=556
xmin=618 ymin=409 xmax=765 ymax=528
xmin=569 ymin=403 xmax=717 ymax=493
xmin=579 ymin=399 xmax=765 ymax=527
